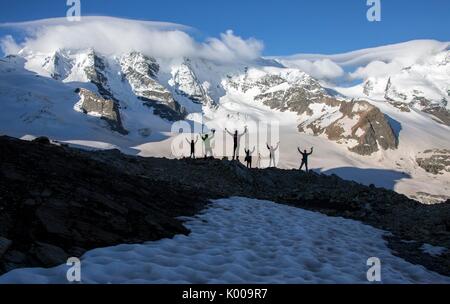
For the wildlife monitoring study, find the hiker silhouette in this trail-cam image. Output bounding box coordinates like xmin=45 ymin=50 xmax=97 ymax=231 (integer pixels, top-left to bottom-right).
xmin=226 ymin=127 xmax=247 ymax=161
xmin=244 ymin=147 xmax=256 ymax=168
xmin=266 ymin=142 xmax=280 ymax=168
xmin=185 ymin=136 xmax=199 ymax=159
xmin=298 ymin=147 xmax=314 ymax=173
xmin=201 ymin=129 xmax=216 ymax=158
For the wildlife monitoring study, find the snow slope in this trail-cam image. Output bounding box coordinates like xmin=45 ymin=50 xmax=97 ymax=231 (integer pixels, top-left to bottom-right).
xmin=0 ymin=198 xmax=448 ymax=284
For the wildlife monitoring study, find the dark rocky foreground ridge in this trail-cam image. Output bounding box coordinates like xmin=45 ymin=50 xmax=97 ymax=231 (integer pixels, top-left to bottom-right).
xmin=0 ymin=136 xmax=449 ymax=277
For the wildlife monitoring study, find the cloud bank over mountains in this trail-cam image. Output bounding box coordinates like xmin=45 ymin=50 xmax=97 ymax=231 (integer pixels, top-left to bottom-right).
xmin=276 ymin=40 xmax=450 ymax=82
xmin=1 ymin=16 xmax=448 ymax=83
xmin=0 ymin=16 xmax=264 ymax=63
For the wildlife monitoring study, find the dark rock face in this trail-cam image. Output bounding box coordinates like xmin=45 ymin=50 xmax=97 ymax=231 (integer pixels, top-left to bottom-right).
xmin=139 ymin=97 xmax=186 ymax=122
xmin=0 ymin=136 xmax=206 ymax=274
xmin=0 ymin=136 xmax=449 ymax=277
xmin=297 ymin=98 xmax=397 ymax=156
xmin=30 ymin=242 xmax=69 ymax=267
xmin=120 ymin=52 xmax=187 ymax=121
xmin=416 ymin=149 xmax=450 ymax=175
xmin=347 ymin=102 xmax=399 ymax=155
xmin=75 ymin=88 xmax=128 ymax=135
xmin=83 ymin=50 xmax=115 ymax=101
xmin=33 ymin=137 xmax=51 ymax=145
xmin=385 ymin=77 xmax=408 ymax=102
xmin=363 ymin=80 xmax=374 ymax=97
xmin=423 ymin=106 xmax=450 ymax=126
xmin=171 ymin=59 xmax=214 ymax=107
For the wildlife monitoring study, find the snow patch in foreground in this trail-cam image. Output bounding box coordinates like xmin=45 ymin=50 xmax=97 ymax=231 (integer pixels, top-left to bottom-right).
xmin=1 ymin=198 xmax=449 ymax=284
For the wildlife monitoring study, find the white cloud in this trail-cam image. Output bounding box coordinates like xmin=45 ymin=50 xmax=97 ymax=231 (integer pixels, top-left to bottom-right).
xmin=278 ymin=58 xmax=344 ymax=80
xmin=202 ymin=30 xmax=264 ymax=62
xmin=0 ymin=35 xmax=21 ymax=55
xmin=275 ymin=40 xmax=449 ymax=81
xmin=0 ymin=16 xmax=263 ymax=63
xmin=349 ymin=60 xmax=404 ymax=79
xmin=277 ymin=40 xmax=449 ymax=67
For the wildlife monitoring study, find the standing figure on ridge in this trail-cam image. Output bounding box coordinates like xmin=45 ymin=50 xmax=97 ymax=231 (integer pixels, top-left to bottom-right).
xmin=226 ymin=127 xmax=247 ymax=161
xmin=186 ymin=136 xmax=199 ymax=159
xmin=244 ymin=147 xmax=256 ymax=168
xmin=266 ymin=142 xmax=280 ymax=168
xmin=298 ymin=147 xmax=314 ymax=173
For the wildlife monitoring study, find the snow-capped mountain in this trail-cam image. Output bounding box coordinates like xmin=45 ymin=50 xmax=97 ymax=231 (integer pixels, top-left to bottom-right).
xmin=360 ymin=50 xmax=450 ymax=126
xmin=277 ymin=40 xmax=450 ymax=127
xmin=5 ymin=47 xmax=398 ymax=157
xmin=1 ymin=23 xmax=449 ymax=204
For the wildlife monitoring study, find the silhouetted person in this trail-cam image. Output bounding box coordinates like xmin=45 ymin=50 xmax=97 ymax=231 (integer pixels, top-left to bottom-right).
xmin=201 ymin=130 xmax=216 ymax=158
xmin=267 ymin=142 xmax=280 ymax=168
xmin=186 ymin=136 xmax=199 ymax=159
xmin=226 ymin=127 xmax=247 ymax=160
xmin=244 ymin=147 xmax=256 ymax=168
xmin=298 ymin=147 xmax=313 ymax=173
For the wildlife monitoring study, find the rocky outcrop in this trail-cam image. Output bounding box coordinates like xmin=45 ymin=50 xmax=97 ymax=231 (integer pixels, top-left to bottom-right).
xmin=344 ymin=101 xmax=399 ymax=155
xmin=411 ymin=192 xmax=450 ymax=205
xmin=385 ymin=77 xmax=408 ymax=102
xmin=260 ymin=87 xmax=397 ymax=155
xmin=170 ymin=59 xmax=214 ymax=107
xmin=83 ymin=50 xmax=115 ymax=100
xmin=74 ymin=88 xmax=128 ymax=135
xmin=120 ymin=52 xmax=186 ymax=121
xmin=255 ymin=79 xmax=330 ymax=112
xmin=417 ymin=149 xmax=450 ymax=175
xmin=363 ymin=79 xmax=374 ymax=97
xmin=423 ymin=106 xmax=450 ymax=126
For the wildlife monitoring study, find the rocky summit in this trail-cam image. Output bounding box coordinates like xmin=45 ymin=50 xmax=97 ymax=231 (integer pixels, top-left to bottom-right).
xmin=0 ymin=136 xmax=449 ymax=277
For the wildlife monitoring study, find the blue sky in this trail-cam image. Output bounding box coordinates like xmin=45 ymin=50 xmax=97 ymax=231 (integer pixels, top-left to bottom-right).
xmin=0 ymin=0 xmax=448 ymax=56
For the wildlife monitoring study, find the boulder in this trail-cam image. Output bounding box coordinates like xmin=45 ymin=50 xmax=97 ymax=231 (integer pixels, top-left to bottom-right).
xmin=30 ymin=242 xmax=69 ymax=267
xmin=33 ymin=136 xmax=51 ymax=145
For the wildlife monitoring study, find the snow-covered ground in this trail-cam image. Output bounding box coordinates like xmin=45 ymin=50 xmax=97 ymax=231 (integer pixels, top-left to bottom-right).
xmin=0 ymin=197 xmax=448 ymax=284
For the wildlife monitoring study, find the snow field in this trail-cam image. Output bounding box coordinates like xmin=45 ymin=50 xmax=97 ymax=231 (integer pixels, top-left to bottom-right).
xmin=1 ymin=198 xmax=449 ymax=284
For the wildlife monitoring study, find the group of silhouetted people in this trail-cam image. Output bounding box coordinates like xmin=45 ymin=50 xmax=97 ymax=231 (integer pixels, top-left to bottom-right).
xmin=186 ymin=128 xmax=314 ymax=172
